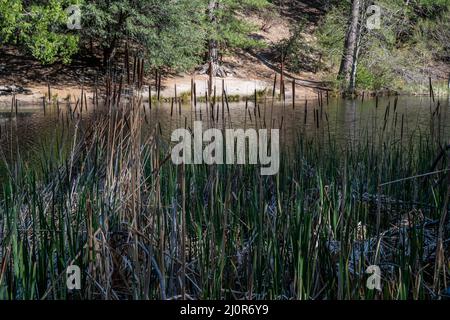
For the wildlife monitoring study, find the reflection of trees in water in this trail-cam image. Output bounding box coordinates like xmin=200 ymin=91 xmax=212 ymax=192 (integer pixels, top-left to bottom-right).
xmin=0 ymin=97 xmax=449 ymax=169
xmin=0 ymin=109 xmax=94 ymax=172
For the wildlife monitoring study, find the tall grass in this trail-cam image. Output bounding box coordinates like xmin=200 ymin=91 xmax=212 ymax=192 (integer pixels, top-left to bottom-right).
xmin=0 ymin=89 xmax=448 ymax=300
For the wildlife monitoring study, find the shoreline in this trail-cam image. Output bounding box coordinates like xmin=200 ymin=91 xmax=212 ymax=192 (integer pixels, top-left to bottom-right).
xmin=1 ymin=73 xmax=448 ymax=109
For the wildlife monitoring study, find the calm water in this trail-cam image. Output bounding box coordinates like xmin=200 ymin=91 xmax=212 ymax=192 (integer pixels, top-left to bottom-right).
xmin=147 ymin=95 xmax=450 ymax=148
xmin=0 ymin=95 xmax=449 ymax=172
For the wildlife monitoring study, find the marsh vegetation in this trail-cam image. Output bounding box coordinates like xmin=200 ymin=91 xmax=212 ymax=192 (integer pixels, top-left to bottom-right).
xmin=0 ymin=86 xmax=448 ymax=299
xmin=0 ymin=0 xmax=449 ymax=301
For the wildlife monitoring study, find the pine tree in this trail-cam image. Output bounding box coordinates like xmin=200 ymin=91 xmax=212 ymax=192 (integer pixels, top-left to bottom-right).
xmin=82 ymin=0 xmax=206 ymax=72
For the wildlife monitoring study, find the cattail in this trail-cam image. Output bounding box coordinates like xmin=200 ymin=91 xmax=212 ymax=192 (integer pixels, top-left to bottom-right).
xmin=292 ymin=79 xmax=295 ymax=109
xmin=47 ymin=81 xmax=51 ymax=103
xmin=132 ymin=55 xmax=137 ymax=85
xmin=272 ymin=73 xmax=277 ymax=99
xmin=174 ymin=84 xmax=177 ymax=104
xmin=140 ymin=58 xmax=145 ymax=89
xmin=117 ymin=76 xmax=123 ymax=106
xmin=125 ymin=41 xmax=130 ymax=85
xmin=429 ymin=76 xmax=435 ymax=102
xmin=157 ymin=71 xmax=162 ymax=101
xmin=194 ymin=82 xmax=197 ymax=108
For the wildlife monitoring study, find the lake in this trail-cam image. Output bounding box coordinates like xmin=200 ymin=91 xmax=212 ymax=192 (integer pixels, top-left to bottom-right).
xmin=0 ymin=95 xmax=449 ymax=177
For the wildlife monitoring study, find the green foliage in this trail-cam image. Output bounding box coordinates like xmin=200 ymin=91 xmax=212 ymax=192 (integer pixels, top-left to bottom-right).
xmin=315 ymin=0 xmax=450 ymax=92
xmin=355 ymin=63 xmax=397 ymax=91
xmin=83 ymin=0 xmax=207 ymax=71
xmin=0 ymin=0 xmax=23 ymax=43
xmin=415 ymin=0 xmax=450 ymax=16
xmin=209 ymin=0 xmax=271 ymax=50
xmin=23 ymin=0 xmax=81 ymax=64
xmin=315 ymin=5 xmax=347 ymax=70
xmin=413 ymin=12 xmax=450 ymax=61
xmin=0 ymin=0 xmax=82 ymax=64
xmin=142 ymin=0 xmax=207 ymax=71
xmin=355 ymin=65 xmax=375 ymax=90
xmin=274 ymin=21 xmax=318 ymax=73
xmin=1 ymin=0 xmax=271 ymax=71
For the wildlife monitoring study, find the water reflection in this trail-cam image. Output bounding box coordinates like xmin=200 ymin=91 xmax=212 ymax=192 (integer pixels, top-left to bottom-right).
xmin=147 ymin=96 xmax=450 ymax=150
xmin=0 ymin=96 xmax=449 ymax=169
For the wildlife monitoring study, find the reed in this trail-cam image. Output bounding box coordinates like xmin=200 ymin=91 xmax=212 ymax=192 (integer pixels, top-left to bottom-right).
xmin=0 ymin=92 xmax=448 ymax=300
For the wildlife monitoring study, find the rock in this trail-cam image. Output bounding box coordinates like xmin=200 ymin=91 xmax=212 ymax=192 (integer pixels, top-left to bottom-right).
xmin=0 ymin=85 xmax=31 ymax=96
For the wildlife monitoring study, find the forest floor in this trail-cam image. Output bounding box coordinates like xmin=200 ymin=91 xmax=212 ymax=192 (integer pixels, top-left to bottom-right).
xmin=0 ymin=49 xmax=328 ymax=107
xmin=0 ymin=45 xmax=328 ymax=107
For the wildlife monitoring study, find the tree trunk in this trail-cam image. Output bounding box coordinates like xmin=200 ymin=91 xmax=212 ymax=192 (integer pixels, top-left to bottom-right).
xmin=201 ymin=0 xmax=227 ymax=77
xmin=208 ymin=39 xmax=223 ymax=77
xmin=349 ymin=9 xmax=365 ymax=94
xmin=338 ymin=0 xmax=363 ymax=94
xmin=103 ymin=45 xmax=117 ymax=70
xmin=208 ymin=0 xmax=219 ymax=76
